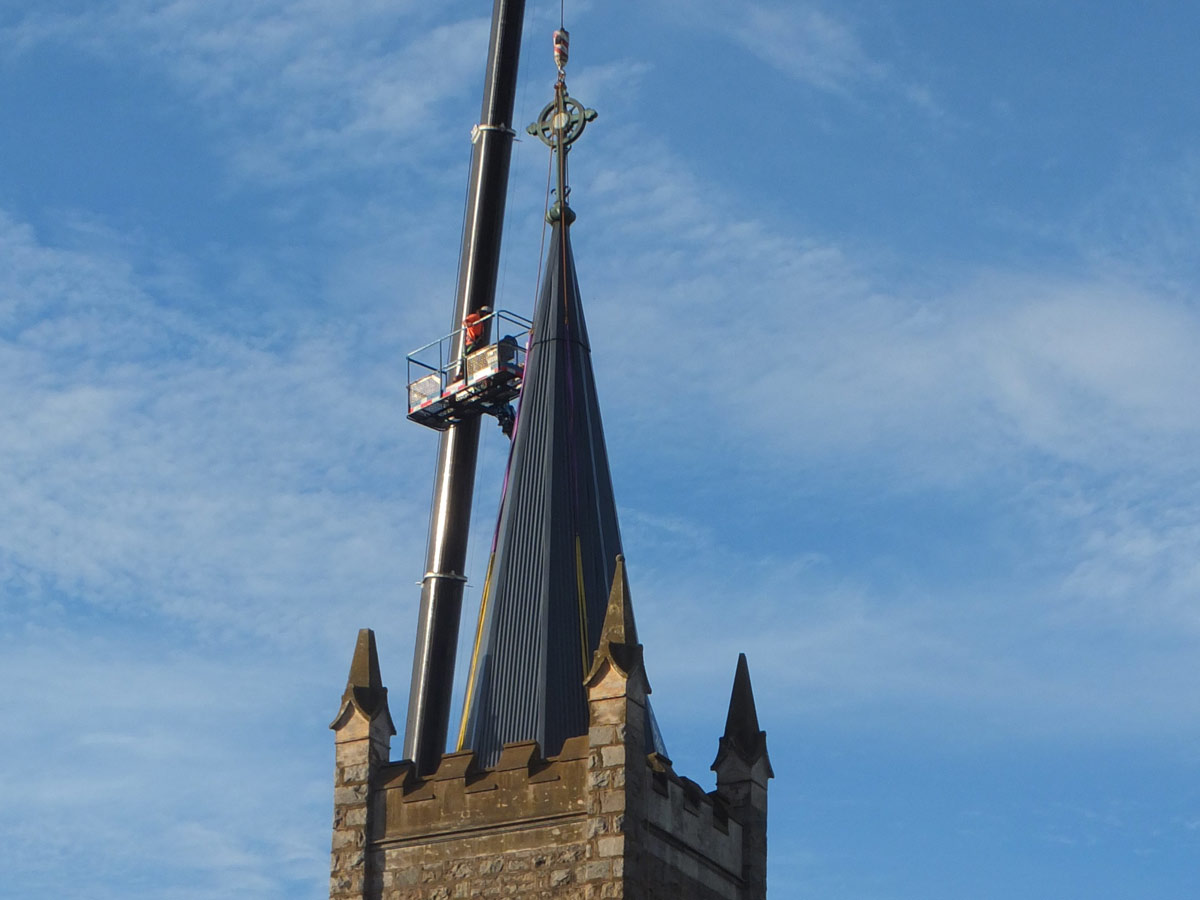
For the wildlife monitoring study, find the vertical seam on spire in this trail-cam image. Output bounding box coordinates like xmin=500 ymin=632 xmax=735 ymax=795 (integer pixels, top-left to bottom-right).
xmin=575 ymin=534 xmax=590 ymax=676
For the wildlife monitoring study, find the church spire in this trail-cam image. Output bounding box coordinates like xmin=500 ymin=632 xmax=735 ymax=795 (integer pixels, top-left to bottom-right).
xmin=457 ymin=202 xmax=616 ymax=762
xmin=456 ymin=42 xmax=659 ymax=765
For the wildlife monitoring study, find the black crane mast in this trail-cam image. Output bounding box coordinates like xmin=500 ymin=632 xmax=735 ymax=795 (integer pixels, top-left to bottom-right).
xmin=403 ymin=0 xmax=527 ymax=776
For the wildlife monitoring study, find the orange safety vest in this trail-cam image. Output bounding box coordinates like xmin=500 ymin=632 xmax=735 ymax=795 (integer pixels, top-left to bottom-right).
xmin=463 ymin=312 xmax=484 ymax=349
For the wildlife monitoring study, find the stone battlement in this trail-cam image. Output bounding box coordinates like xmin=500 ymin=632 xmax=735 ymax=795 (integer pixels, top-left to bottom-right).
xmin=643 ymin=752 xmax=743 ymax=884
xmin=330 ymin=562 xmax=770 ymax=900
xmin=375 ymin=737 xmax=589 ymax=844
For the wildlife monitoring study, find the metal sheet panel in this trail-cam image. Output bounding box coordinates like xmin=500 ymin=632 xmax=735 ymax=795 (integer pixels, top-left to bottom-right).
xmin=461 ymin=220 xmax=629 ymax=764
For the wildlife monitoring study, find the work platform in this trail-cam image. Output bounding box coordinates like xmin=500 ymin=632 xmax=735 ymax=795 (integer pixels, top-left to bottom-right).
xmin=406 ymin=309 xmax=532 ymax=431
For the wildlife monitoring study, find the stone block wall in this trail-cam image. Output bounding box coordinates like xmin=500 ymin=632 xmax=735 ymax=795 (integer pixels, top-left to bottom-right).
xmin=367 ymin=737 xmax=593 ymax=899
xmin=330 ymin=615 xmax=769 ymax=900
xmin=637 ymin=761 xmax=744 ymax=900
xmin=371 ymin=824 xmax=589 ymax=899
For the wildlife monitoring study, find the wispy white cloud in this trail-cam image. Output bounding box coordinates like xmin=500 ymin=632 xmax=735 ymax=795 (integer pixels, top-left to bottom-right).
xmin=3 ymin=0 xmax=489 ymax=183
xmin=0 ymin=632 xmax=335 ymax=899
xmin=652 ymin=0 xmax=943 ymax=117
xmin=731 ymin=3 xmax=883 ymax=93
xmin=0 ymin=209 xmax=429 ymax=643
xmin=649 ymin=0 xmax=878 ymax=93
xmin=634 ymin=531 xmax=1200 ymax=772
xmin=579 ymin=137 xmax=1200 ymax=481
xmin=541 ymin=126 xmax=1200 ymax=759
xmin=1073 ymin=150 xmax=1200 ymax=289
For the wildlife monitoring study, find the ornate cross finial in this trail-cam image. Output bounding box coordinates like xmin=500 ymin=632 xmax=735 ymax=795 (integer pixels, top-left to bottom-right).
xmin=526 ymin=29 xmax=597 ymax=223
xmin=526 ymin=89 xmax=597 ymax=151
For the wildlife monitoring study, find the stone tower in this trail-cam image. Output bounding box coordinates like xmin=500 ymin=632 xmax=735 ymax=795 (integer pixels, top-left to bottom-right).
xmin=329 ymin=560 xmax=772 ymax=899
xmin=328 ymin=8 xmax=769 ymax=898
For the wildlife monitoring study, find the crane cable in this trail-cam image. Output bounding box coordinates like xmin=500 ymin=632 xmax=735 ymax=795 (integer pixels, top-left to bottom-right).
xmin=532 ymin=22 xmax=570 ymax=310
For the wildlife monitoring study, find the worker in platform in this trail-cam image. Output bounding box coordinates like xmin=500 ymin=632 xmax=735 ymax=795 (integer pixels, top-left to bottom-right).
xmin=463 ymin=307 xmax=489 ymax=353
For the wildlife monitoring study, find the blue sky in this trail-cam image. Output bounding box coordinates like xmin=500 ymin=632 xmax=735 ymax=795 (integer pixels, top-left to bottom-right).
xmin=1 ymin=1 xmax=1198 ymax=898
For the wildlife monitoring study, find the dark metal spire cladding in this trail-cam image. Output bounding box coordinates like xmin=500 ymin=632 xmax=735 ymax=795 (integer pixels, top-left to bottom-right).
xmin=457 ymin=64 xmax=668 ymax=763
xmin=458 ymin=204 xmax=624 ymax=763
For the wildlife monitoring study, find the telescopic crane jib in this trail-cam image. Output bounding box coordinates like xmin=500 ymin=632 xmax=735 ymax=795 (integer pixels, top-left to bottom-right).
xmin=402 ymin=0 xmax=528 ymax=776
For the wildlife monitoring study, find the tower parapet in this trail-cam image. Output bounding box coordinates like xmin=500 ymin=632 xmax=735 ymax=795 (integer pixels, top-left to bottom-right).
xmin=329 ymin=563 xmax=768 ymax=899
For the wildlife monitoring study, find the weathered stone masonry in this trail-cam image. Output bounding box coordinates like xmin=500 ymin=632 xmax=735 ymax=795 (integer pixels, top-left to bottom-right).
xmin=330 ymin=561 xmax=771 ymax=899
